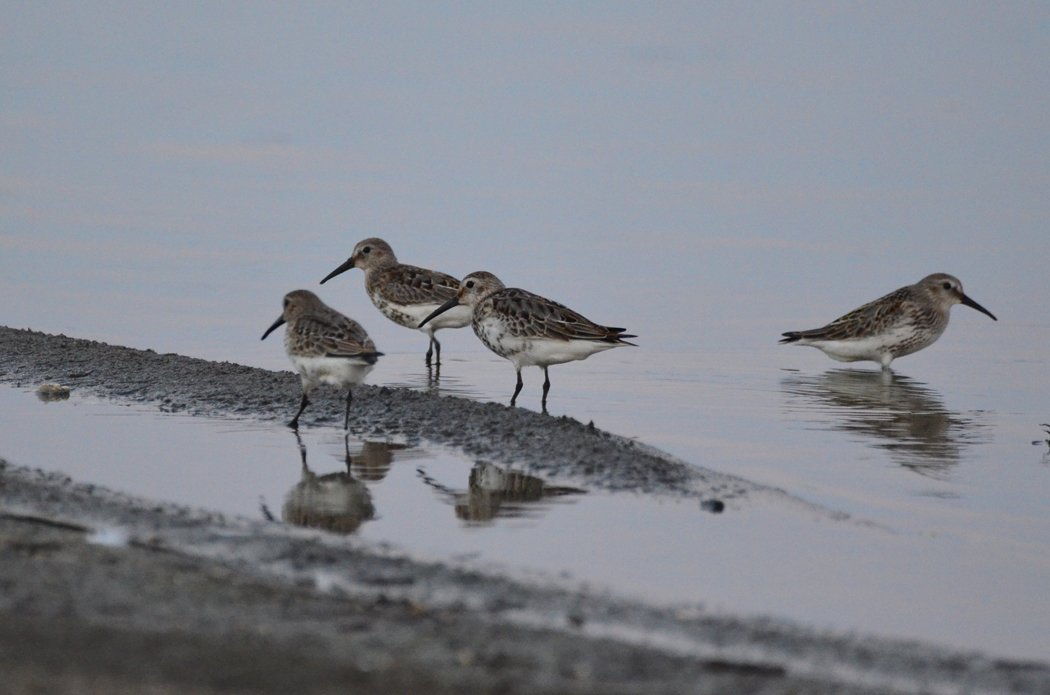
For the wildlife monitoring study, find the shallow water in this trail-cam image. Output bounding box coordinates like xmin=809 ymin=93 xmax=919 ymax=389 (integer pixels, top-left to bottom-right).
xmin=3 ymin=328 xmax=1049 ymax=661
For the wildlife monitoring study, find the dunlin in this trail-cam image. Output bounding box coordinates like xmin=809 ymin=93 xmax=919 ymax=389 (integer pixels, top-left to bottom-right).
xmin=419 ymin=271 xmax=636 ymax=409
xmin=780 ymin=273 xmax=996 ymax=369
xmin=262 ymin=290 xmax=382 ymax=429
xmin=320 ymin=238 xmax=471 ymax=365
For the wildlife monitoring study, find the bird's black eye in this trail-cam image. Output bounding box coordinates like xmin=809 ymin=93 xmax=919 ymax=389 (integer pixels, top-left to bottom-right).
xmin=942 ymin=282 xmax=952 ymax=290
xmin=466 ymin=280 xmax=475 ymax=289
xmin=362 ymin=246 xmax=371 ymax=254
xmin=283 ymin=299 xmax=289 ymax=308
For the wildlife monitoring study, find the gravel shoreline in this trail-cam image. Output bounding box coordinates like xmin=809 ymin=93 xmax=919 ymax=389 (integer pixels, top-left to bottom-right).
xmin=0 ymin=326 xmax=756 ymax=501
xmin=2 ymin=326 xmax=1048 ymax=694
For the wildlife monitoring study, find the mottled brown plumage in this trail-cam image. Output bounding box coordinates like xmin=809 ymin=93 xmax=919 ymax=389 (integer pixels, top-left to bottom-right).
xmin=366 ymin=263 xmax=460 ymax=308
xmin=320 ymin=238 xmax=470 ymax=364
xmin=484 ymin=288 xmax=632 ymax=344
xmin=288 ymin=312 xmax=379 ymax=361
xmin=261 ymin=290 xmax=381 ymax=429
xmin=780 ymin=273 xmax=996 ymax=369
xmin=420 ymin=271 xmax=635 ymax=409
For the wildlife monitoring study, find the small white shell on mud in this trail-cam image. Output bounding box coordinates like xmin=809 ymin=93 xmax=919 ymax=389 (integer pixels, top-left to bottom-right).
xmin=36 ymin=383 xmax=71 ymax=401
xmin=86 ymin=527 xmax=130 ymax=547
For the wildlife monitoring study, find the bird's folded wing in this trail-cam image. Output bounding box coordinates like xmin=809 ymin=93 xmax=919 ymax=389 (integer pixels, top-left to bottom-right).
xmin=490 ymin=290 xmax=627 ymax=342
xmin=376 ymin=265 xmax=460 ymax=305
xmin=295 ymin=316 xmax=377 ymax=358
xmin=799 ymin=287 xmax=912 ymax=341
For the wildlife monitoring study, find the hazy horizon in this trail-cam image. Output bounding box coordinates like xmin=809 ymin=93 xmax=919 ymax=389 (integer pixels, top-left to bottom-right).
xmin=2 ymin=2 xmax=1047 ymax=364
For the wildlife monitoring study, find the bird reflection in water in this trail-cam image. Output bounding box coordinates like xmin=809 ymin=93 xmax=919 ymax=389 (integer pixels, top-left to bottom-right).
xmin=384 ymin=361 xmax=443 ymax=394
xmin=418 ymin=462 xmax=586 ymax=523
xmin=1036 ymin=424 xmax=1050 ymax=465
xmin=36 ymin=384 xmax=71 ymax=402
xmin=282 ymin=433 xmax=401 ymax=534
xmin=379 ymin=359 xmax=488 ymax=401
xmin=350 ymin=440 xmax=408 ymax=482
xmin=780 ymin=369 xmax=992 ymax=479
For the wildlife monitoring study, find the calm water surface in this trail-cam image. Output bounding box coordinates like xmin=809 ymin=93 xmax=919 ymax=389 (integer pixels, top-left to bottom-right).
xmin=2 ymin=327 xmax=1048 ymax=661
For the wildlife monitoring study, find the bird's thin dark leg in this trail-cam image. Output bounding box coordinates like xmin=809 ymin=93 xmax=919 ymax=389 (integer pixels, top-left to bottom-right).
xmin=541 ymin=367 xmax=551 ymax=413
xmin=510 ymin=370 xmax=524 ymax=406
xmin=294 ymin=431 xmax=308 ymax=471
xmin=289 ymin=393 xmax=309 ymax=430
xmin=426 ymin=358 xmax=440 ymax=389
xmin=425 ymin=338 xmax=434 ymax=367
xmin=343 ymin=389 xmax=353 ymax=431
xmin=433 ymin=335 xmax=441 ymax=365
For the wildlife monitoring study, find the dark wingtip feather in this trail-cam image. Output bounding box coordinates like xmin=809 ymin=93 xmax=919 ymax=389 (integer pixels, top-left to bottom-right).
xmin=779 ymin=332 xmax=801 ymax=345
xmin=596 ymin=325 xmax=636 ymax=345
xmin=603 ymin=331 xmax=637 ymax=345
xmin=327 ymin=350 xmax=383 ymax=364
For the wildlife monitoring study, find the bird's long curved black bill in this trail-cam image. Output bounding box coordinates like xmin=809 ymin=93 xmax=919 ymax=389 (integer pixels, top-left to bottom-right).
xmin=261 ymin=316 xmax=286 ymax=340
xmin=960 ymin=294 xmax=997 ymax=321
xmin=418 ymin=296 xmax=460 ymax=328
xmin=320 ymin=257 xmax=355 ymax=284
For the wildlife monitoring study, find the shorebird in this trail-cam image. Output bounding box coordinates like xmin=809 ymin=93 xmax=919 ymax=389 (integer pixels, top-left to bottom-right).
xmin=261 ymin=290 xmax=382 ymax=429
xmin=419 ymin=271 xmax=636 ymax=410
xmin=779 ymin=273 xmax=996 ymax=369
xmin=320 ymin=238 xmax=471 ymax=366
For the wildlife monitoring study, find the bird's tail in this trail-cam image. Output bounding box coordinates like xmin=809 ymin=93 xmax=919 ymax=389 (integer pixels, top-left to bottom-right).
xmin=604 ymin=327 xmax=637 ymax=346
xmin=328 ymin=350 xmax=384 ymax=364
xmin=360 ymin=351 xmax=384 ymax=365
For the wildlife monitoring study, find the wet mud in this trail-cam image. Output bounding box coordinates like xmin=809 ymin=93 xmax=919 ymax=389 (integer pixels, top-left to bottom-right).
xmin=2 ymin=326 xmax=1049 ymax=694
xmin=0 ymin=327 xmax=781 ymax=504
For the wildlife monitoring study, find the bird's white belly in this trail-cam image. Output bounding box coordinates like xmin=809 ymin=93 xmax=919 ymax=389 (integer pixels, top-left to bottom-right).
xmin=810 ymin=325 xmax=928 ymax=365
xmin=373 ymin=294 xmax=472 ymax=332
xmin=291 ymin=356 xmax=374 ymax=390
xmin=476 ymin=319 xmax=615 ymax=368
xmin=810 ymin=338 xmax=888 ymax=363
xmin=517 ymin=339 xmax=615 ymax=368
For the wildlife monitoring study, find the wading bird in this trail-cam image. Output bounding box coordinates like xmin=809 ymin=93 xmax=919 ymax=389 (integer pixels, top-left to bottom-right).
xmin=780 ymin=273 xmax=996 ymax=369
xmin=320 ymin=238 xmax=470 ymax=366
xmin=420 ymin=271 xmax=635 ymax=410
xmin=262 ymin=290 xmax=381 ymax=429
